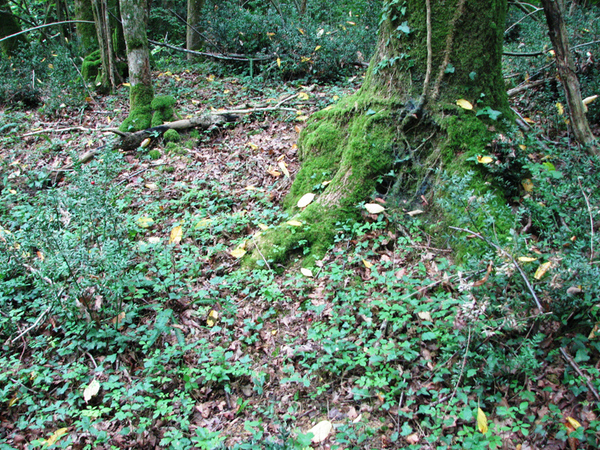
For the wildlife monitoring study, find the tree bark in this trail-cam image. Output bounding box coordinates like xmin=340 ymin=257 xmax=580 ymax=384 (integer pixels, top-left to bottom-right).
xmin=540 ymin=0 xmax=596 ymax=150
xmin=247 ymin=0 xmax=511 ymax=267
xmin=119 ymin=0 xmax=153 ymax=114
xmin=0 ymin=0 xmax=27 ymax=55
xmin=186 ymin=0 xmax=204 ymax=60
xmin=91 ymin=0 xmax=122 ymax=91
xmin=74 ymin=0 xmax=97 ymax=53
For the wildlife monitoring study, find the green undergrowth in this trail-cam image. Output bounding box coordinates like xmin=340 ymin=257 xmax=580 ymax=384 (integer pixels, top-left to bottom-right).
xmin=1 ymin=124 xmax=599 ymax=448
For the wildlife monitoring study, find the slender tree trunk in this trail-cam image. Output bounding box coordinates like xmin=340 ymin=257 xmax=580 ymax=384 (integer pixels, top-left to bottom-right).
xmin=186 ymin=0 xmax=204 ymax=60
xmin=91 ymin=0 xmax=122 ymax=91
xmin=248 ymin=0 xmax=510 ymax=267
xmin=0 ymin=0 xmax=28 ymax=55
xmin=540 ymin=0 xmax=596 ymax=150
xmin=119 ymin=0 xmax=154 ymax=127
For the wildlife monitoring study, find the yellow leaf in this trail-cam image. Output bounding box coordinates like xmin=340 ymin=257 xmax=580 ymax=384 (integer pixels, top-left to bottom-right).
xmin=301 ymin=268 xmax=313 ymax=277
xmin=206 ymin=74 xmax=215 ymax=82
xmin=364 ymin=203 xmax=385 ymax=214
xmin=44 ymin=428 xmax=68 ymax=446
xmin=566 ymin=417 xmax=582 ymax=429
xmin=522 ymin=178 xmax=534 ymax=192
xmin=122 ymin=82 xmax=130 ymax=87
xmin=477 ymin=155 xmax=493 ymax=164
xmin=333 ymin=95 xmax=339 ymax=101
xmin=169 ymin=225 xmax=183 ymax=244
xmin=518 ymin=256 xmax=538 ymax=262
xmin=287 ymin=220 xmax=303 ymax=227
xmin=258 ymin=223 xmax=269 ymax=231
xmin=297 ymin=193 xmax=316 ymax=208
xmin=298 ymin=92 xmax=310 ymax=100
xmin=267 ymin=168 xmax=282 ymax=177
xmin=347 ymin=21 xmax=356 ymax=25
xmin=230 ymin=246 xmax=247 ymax=259
xmin=207 ymin=310 xmax=219 ymax=327
xmin=194 ymin=218 xmax=213 ymax=229
xmin=140 ymin=138 xmax=152 ymax=148
xmin=322 ymin=180 xmax=331 ymax=186
xmin=296 ymin=115 xmax=308 ymax=122
xmin=456 ymin=99 xmax=474 ymax=110
xmin=556 ymin=102 xmax=564 ymax=116
xmin=136 ymin=216 xmax=154 ymax=228
xmin=223 ymin=89 xmax=230 ymax=94
xmin=407 ymin=209 xmax=424 ymax=216
xmin=519 ymin=144 xmax=527 ymax=151
xmin=298 ymin=28 xmax=305 ymax=35
xmin=477 ymin=408 xmax=488 ymax=433
xmin=314 ymin=45 xmax=322 ymax=51
xmin=83 ymin=379 xmax=100 ymax=403
xmin=362 ymin=259 xmax=373 ymax=269
xmin=523 ymin=117 xmax=535 ymax=124
xmin=247 ymin=142 xmax=259 ymax=150
xmin=277 ymin=57 xmax=281 ymax=68
xmin=8 ymin=394 xmax=18 ymax=407
xmin=278 ymin=161 xmax=290 ymax=178
xmin=48 ymin=63 xmax=54 ymax=69
xmin=534 ymin=261 xmax=552 ymax=280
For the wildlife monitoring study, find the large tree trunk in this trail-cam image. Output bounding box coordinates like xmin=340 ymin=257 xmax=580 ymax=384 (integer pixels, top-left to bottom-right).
xmin=119 ymin=0 xmax=154 ymax=130
xmin=247 ymin=0 xmax=510 ymax=267
xmin=186 ymin=0 xmax=204 ymax=60
xmin=0 ymin=0 xmax=28 ymax=56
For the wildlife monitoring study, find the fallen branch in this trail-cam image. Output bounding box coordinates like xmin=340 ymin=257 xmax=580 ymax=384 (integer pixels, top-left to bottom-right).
xmin=559 ymin=347 xmax=600 ymax=401
xmin=23 ymin=126 xmax=93 ymax=137
xmin=148 ymin=39 xmax=274 ymax=62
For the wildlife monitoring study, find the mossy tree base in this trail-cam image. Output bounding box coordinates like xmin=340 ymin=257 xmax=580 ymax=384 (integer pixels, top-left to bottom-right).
xmin=245 ymin=0 xmax=511 ymax=269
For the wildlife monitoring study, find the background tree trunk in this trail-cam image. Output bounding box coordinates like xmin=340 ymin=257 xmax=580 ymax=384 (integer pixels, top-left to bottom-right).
xmin=186 ymin=0 xmax=204 ymax=60
xmin=540 ymin=0 xmax=596 ymax=150
xmin=91 ymin=0 xmax=122 ymax=91
xmin=75 ymin=0 xmax=98 ymax=53
xmin=248 ymin=0 xmax=510 ymax=267
xmin=0 ymin=0 xmax=28 ymax=55
xmin=119 ymin=0 xmax=153 ymax=111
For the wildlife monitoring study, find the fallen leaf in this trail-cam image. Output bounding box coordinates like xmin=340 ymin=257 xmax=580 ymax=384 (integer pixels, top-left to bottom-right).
xmin=277 ymin=57 xmax=281 ymax=68
xmin=267 ymin=168 xmax=282 ymax=177
xmin=477 ymin=155 xmax=493 ymax=164
xmin=406 ymin=433 xmax=419 ymax=445
xmin=111 ymin=311 xmax=126 ymax=329
xmin=518 ymin=256 xmax=537 ymax=262
xmin=301 ymin=268 xmax=313 ymax=277
xmin=417 ymin=311 xmax=432 ymax=321
xmin=287 ymin=220 xmax=303 ymax=226
xmin=566 ymin=417 xmax=582 ymax=430
xmin=230 ymin=247 xmax=247 ymax=259
xmin=169 ymin=225 xmax=183 ymax=244
xmin=407 ymin=209 xmax=424 ymax=216
xmin=136 ymin=216 xmax=154 ymax=228
xmin=362 ymin=259 xmax=373 ymax=269
xmin=522 ymin=178 xmax=534 ymax=192
xmin=194 ymin=219 xmax=213 ymax=229
xmin=258 ymin=224 xmax=269 ymax=231
xmin=456 ymin=99 xmax=474 ymax=110
xmin=298 ymin=92 xmax=310 ymax=100
xmin=364 ymin=203 xmax=385 ymax=214
xmin=44 ymin=428 xmax=68 ymax=446
xmin=297 ymin=193 xmax=316 ymax=208
xmin=140 ymin=138 xmax=151 ymax=148
xmin=534 ymin=261 xmax=552 ymax=280
xmin=278 ymin=161 xmax=290 ymax=178
xmin=83 ymin=379 xmax=100 ymax=403
xmin=207 ymin=310 xmax=219 ymax=327
xmin=307 ymin=420 xmax=332 ymax=443
xmin=477 ymin=407 xmax=488 ymax=433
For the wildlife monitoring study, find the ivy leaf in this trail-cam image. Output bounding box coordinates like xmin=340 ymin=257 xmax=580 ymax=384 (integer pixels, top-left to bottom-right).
xmin=397 ymin=21 xmax=410 ymax=34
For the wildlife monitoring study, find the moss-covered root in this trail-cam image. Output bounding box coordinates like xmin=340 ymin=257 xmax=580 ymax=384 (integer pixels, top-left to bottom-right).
xmin=244 ymin=95 xmax=396 ymax=269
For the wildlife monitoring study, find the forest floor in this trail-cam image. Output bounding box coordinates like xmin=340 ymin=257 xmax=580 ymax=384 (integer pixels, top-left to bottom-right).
xmin=0 ymin=66 xmax=599 ymax=449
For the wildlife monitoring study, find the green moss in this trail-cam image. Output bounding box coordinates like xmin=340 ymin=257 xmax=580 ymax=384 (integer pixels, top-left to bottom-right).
xmin=130 ymin=83 xmax=154 ymax=111
xmin=148 ymin=149 xmax=161 ymax=160
xmin=163 ymin=129 xmax=181 ymax=143
xmin=81 ymin=50 xmax=102 ymax=81
xmin=119 ymin=105 xmax=152 ymax=132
